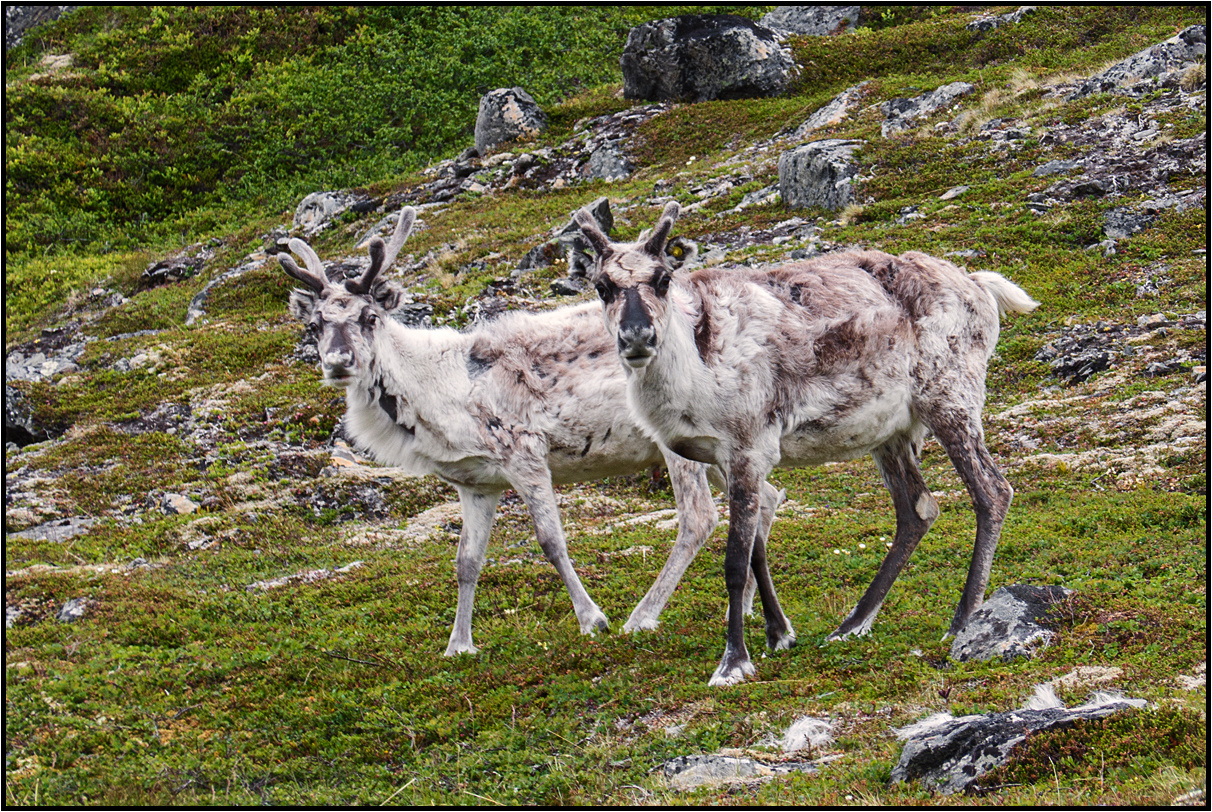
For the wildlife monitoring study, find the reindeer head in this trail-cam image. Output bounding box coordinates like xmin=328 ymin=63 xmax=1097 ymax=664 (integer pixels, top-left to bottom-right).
xmin=279 ymin=207 xmax=416 ymax=387
xmin=574 ymin=201 xmax=681 ymax=370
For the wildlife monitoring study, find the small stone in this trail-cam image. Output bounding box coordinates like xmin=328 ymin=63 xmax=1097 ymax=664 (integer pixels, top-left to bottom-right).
xmin=57 ymin=598 xmax=91 ymax=623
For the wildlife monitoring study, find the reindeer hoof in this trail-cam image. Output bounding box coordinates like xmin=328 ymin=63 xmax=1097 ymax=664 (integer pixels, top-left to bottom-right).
xmin=768 ymin=625 xmax=797 ymax=651
xmin=443 ymin=641 xmax=478 ymax=657
xmin=581 ymin=613 xmax=611 ymax=636
xmin=622 ymin=615 xmax=660 ymax=633
xmin=708 ymin=657 xmax=756 ymax=687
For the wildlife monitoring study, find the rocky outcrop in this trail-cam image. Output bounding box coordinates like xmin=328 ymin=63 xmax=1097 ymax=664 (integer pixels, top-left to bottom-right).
xmin=1069 ymin=24 xmax=1206 ymax=99
xmin=892 ymin=687 xmax=1147 ymax=794
xmin=139 ymin=242 xmax=217 ymax=290
xmin=621 ymin=15 xmax=796 ymax=102
xmin=791 ymin=82 xmax=870 ymax=140
xmin=760 ymin=6 xmax=860 ymax=36
xmin=882 ymin=82 xmax=975 ymax=136
xmin=474 ymin=87 xmax=548 ymax=155
xmin=967 ymin=6 xmax=1036 ymax=33
xmin=293 ymin=190 xmax=375 ymax=237
xmin=778 ymin=139 xmax=864 ymax=210
xmin=1034 ymin=312 xmax=1206 ymax=386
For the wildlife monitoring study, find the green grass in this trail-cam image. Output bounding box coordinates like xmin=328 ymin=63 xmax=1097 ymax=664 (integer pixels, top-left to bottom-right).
xmin=5 ymin=4 xmax=1206 ymax=807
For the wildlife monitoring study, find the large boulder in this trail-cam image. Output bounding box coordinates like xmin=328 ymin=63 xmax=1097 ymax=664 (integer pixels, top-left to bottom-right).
xmin=760 ymin=6 xmax=860 ymax=36
xmin=474 ymin=87 xmax=548 ymax=155
xmin=621 ymin=15 xmax=797 ymax=102
xmin=778 ymin=139 xmax=864 ymax=210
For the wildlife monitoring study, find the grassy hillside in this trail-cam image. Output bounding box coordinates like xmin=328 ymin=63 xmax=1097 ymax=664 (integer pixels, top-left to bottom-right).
xmin=4 ymin=5 xmax=1206 ymax=806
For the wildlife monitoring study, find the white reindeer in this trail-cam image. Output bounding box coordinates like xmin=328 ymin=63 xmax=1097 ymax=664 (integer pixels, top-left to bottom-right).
xmin=575 ymin=201 xmax=1039 ymax=685
xmin=277 ymin=206 xmax=791 ymax=657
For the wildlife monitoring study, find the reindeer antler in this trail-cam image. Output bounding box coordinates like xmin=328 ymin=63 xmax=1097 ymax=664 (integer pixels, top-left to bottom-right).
xmin=350 ymin=207 xmax=416 ymax=295
xmin=279 ymin=237 xmax=331 ymax=294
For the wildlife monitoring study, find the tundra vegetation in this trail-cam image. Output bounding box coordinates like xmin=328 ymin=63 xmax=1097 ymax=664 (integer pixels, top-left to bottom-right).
xmin=5 ymin=5 xmax=1207 ymax=806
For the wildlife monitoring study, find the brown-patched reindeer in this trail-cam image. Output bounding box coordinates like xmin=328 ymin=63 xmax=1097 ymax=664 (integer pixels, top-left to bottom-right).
xmin=278 ymin=206 xmax=791 ymax=658
xmin=576 ymin=201 xmax=1038 ymax=685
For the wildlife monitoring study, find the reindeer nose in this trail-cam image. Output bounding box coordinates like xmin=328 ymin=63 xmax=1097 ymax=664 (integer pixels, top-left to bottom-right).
xmin=322 ymin=350 xmax=356 ymax=382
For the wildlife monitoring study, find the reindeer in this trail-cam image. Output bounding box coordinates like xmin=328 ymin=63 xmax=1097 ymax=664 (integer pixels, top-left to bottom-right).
xmin=575 ymin=201 xmax=1039 ymax=685
xmin=278 ymin=206 xmax=792 ymax=657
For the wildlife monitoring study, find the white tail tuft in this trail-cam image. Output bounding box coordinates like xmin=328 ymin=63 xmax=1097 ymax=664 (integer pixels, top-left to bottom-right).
xmin=970 ymin=270 xmax=1040 ymax=317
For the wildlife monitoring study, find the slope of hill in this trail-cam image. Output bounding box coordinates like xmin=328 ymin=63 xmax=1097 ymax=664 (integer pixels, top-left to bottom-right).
xmin=5 ymin=5 xmax=1206 ymax=806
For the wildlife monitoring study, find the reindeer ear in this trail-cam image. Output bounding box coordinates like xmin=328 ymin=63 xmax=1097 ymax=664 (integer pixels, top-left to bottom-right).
xmin=288 ymin=288 xmax=317 ymax=321
xmin=642 ymin=201 xmax=681 ymax=259
xmin=371 ymin=278 xmax=405 ymax=312
xmin=574 ymin=208 xmax=612 ymax=260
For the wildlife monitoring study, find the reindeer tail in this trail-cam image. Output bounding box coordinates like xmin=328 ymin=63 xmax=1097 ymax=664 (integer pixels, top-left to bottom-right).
xmin=969 ymin=271 xmax=1039 ymax=318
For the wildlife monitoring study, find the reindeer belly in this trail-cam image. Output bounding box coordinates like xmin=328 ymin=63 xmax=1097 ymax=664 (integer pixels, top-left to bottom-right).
xmin=778 ymin=388 xmax=914 ymax=467
xmin=547 ymin=425 xmax=664 ymax=485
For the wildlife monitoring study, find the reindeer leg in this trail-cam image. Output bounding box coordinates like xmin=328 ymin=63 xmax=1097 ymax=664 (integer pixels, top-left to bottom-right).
xmin=624 ymin=456 xmax=717 ymax=632
xmin=444 ymin=487 xmax=502 ymax=656
xmin=707 ymin=466 xmax=759 ymax=618
xmin=931 ymin=416 xmax=1013 ymax=638
xmin=709 ymin=459 xmax=765 ymax=686
xmin=752 ymin=481 xmax=795 ymax=650
xmin=830 ymin=436 xmax=938 ymax=641
xmin=513 ymin=474 xmax=610 ymax=636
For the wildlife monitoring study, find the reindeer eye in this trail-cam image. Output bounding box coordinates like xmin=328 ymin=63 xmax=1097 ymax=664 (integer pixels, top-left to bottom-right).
xmin=594 ymin=279 xmax=616 ymax=303
xmin=653 ymin=272 xmax=671 ymax=297
xmin=365 ymin=312 xmax=378 ymax=327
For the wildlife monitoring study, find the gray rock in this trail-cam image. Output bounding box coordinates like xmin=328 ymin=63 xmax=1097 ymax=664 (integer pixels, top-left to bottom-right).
xmin=939 ymin=185 xmax=969 ymax=201
xmin=521 ymin=197 xmax=614 ymax=277
xmin=294 ymin=190 xmax=365 ymax=237
xmin=1069 ymin=25 xmax=1206 ymax=99
xmin=5 ymin=5 xmax=77 ymax=51
xmin=1103 ymin=207 xmax=1156 ymax=239
xmin=550 ymin=276 xmax=590 ymax=296
xmin=139 ymin=243 xmax=213 ymax=290
xmin=892 ymin=688 xmax=1146 ymax=794
xmin=8 ymin=516 xmax=97 ymax=543
xmin=6 ymin=383 xmax=56 ymax=447
xmin=778 ymin=139 xmax=864 ymax=210
xmin=161 ymin=493 xmax=201 ymax=515
xmin=760 ymin=6 xmax=860 ymax=36
xmin=1032 ymin=159 xmax=1081 ymax=177
xmin=474 ymin=87 xmax=548 ymax=155
xmin=622 ymin=15 xmax=797 ymax=103
xmin=57 ymin=598 xmax=90 ymax=623
xmin=663 ymin=754 xmax=817 ymax=790
xmin=949 ymin=584 xmax=1072 ymax=662
xmin=584 ymin=141 xmax=633 ymax=182
xmin=792 ymin=82 xmax=869 ymax=140
xmin=967 ymin=6 xmax=1037 ymax=33
xmin=881 ymin=82 xmax=975 ymax=137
